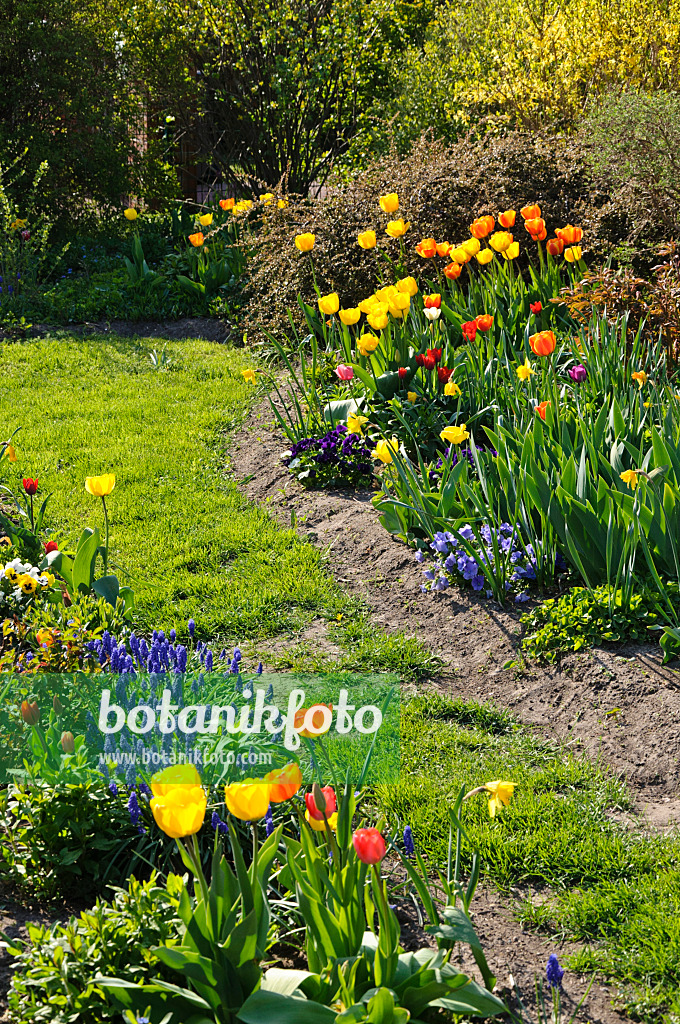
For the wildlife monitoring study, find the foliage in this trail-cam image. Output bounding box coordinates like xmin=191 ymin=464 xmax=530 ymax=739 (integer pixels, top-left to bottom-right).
xmin=3 ymin=873 xmax=182 ymax=1023
xmin=284 ymin=425 xmax=375 ymax=488
xmin=520 ymin=583 xmax=680 ymax=662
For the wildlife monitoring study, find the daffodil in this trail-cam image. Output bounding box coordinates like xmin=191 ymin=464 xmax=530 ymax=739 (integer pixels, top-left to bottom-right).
xmin=242 ymin=369 xmax=257 ymax=384
xmin=620 ymin=469 xmax=638 ymax=491
xmin=484 ymin=780 xmax=516 ymax=818
xmin=516 ymin=359 xmax=536 ymax=381
xmin=444 ymin=381 xmax=461 ymax=397
xmin=347 ymin=413 xmax=369 ymax=435
xmin=632 ymin=370 xmax=648 ymax=388
xmin=440 ymin=424 xmax=470 ymax=445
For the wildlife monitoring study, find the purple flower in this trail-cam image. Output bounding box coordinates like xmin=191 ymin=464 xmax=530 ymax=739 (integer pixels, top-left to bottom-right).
xmin=458 ymin=524 xmax=475 ymax=541
xmin=546 ymin=954 xmax=564 ymax=989
xmin=265 ymin=806 xmax=274 ymax=837
xmin=415 ymin=550 xmax=425 ymax=564
xmin=568 ymin=363 xmax=587 ymax=383
xmin=211 ymin=810 xmax=228 ymax=835
xmin=188 ymin=618 xmax=195 ymax=638
xmin=403 ymin=825 xmax=415 ymax=856
xmin=127 ymin=791 xmax=141 ymax=826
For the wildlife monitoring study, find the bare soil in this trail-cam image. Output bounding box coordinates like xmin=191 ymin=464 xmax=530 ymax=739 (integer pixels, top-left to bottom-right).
xmin=0 ymin=317 xmax=235 ymax=345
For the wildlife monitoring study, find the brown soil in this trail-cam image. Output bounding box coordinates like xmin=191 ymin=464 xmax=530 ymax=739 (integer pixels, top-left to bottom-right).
xmin=227 ymin=406 xmax=680 ymax=808
xmin=0 ymin=317 xmax=235 ymax=345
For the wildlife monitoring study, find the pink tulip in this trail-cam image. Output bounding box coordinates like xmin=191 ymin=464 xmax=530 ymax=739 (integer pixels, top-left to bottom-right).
xmin=335 ymin=364 xmax=354 ymax=381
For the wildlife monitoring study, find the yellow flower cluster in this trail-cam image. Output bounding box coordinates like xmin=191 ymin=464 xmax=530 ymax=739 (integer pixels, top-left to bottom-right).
xmin=317 ymin=277 xmax=419 ymax=334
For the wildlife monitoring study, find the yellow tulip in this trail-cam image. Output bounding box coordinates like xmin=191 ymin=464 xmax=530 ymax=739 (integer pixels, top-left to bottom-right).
xmin=318 ymin=292 xmax=340 ymax=315
xmin=407 ymin=391 xmax=417 ymax=403
xmin=339 ymin=307 xmax=361 ymax=326
xmin=359 ymin=296 xmax=379 ymax=313
xmin=489 ymin=231 xmax=513 ymax=253
xmin=502 ymin=242 xmax=520 ymax=260
xmin=564 ymin=246 xmax=582 ymax=262
xmin=150 ymin=764 xmax=207 ymax=839
xmin=440 ymin=424 xmax=470 ymax=445
xmin=450 ymin=246 xmax=472 ymax=264
xmin=461 ymin=237 xmax=481 ymax=256
xmin=85 ymin=474 xmax=115 ymax=497
xmin=347 ymin=413 xmax=369 ymax=435
xmin=379 ymin=193 xmax=399 ymax=213
xmin=358 ymin=230 xmax=377 ymax=249
xmin=484 ymin=780 xmax=516 ymax=818
xmin=516 ymin=359 xmax=536 ymax=381
xmin=374 ymin=437 xmax=399 ymax=463
xmin=198 ymin=213 xmax=213 ymax=227
xmin=306 ymin=809 xmax=338 ymax=831
xmin=295 ymin=233 xmax=315 ymax=252
xmin=396 ymin=276 xmax=418 ymax=296
xmin=620 ymin=469 xmax=638 ymax=491
xmin=357 ymin=333 xmax=380 ymax=356
xmin=124 ymin=207 xmax=138 ymax=221
xmin=225 ymin=779 xmax=271 ymax=821
xmin=475 ymin=249 xmax=494 ymax=265
xmin=242 ymin=369 xmax=257 ymax=384
xmin=367 ymin=312 xmax=388 ymax=330
xmin=385 ymin=219 xmax=410 ymax=238
xmin=233 ymin=200 xmax=253 ymax=215
xmin=259 ymin=192 xmax=274 ymax=204
xmin=277 ymin=198 xmax=288 ymax=209
xmin=444 ymin=381 xmax=461 ymax=397
xmin=375 ymin=285 xmax=398 ymax=301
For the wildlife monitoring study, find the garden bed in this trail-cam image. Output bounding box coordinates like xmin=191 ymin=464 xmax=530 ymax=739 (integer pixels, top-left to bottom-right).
xmin=0 ymin=316 xmax=233 ymax=345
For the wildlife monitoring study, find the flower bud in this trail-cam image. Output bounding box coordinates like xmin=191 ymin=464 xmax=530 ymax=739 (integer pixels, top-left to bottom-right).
xmin=60 ymin=731 xmax=75 ymax=754
xmin=21 ymin=700 xmax=39 ymax=726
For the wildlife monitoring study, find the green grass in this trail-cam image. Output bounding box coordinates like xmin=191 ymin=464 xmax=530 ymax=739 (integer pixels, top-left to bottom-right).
xmin=379 ymin=694 xmax=680 ymax=1022
xmin=0 ymin=334 xmax=431 ymax=675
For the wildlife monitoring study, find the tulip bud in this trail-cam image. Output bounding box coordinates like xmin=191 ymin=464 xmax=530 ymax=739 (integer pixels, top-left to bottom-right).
xmin=60 ymin=731 xmax=75 ymax=754
xmin=53 ymin=694 xmax=63 ymax=715
xmin=394 ymin=349 xmax=401 ymax=363
xmin=21 ymin=700 xmax=40 ymax=726
xmin=312 ymin=782 xmax=327 ymax=815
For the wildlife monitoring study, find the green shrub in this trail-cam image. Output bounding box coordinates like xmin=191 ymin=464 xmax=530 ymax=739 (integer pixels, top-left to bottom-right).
xmin=4 ymin=872 xmax=182 ymax=1024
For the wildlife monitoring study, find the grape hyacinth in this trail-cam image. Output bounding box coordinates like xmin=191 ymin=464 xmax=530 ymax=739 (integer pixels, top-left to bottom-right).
xmin=546 ymin=954 xmax=565 ymax=989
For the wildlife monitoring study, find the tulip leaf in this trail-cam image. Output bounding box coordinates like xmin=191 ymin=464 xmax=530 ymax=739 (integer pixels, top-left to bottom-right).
xmin=72 ymin=527 xmax=100 ymax=594
xmin=92 ymin=574 xmax=120 ymax=607
xmin=237 ymin=989 xmax=336 ymax=1023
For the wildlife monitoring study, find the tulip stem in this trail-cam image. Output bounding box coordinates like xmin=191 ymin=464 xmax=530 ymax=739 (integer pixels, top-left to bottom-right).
xmin=101 ymin=496 xmax=109 ymax=573
xmin=252 ymin=822 xmax=259 ymax=872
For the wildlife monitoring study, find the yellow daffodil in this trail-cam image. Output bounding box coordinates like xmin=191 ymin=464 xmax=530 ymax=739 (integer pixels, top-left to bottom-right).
xmin=396 ymin=276 xmax=418 ymax=296
xmin=484 ymin=780 xmax=516 ymax=818
xmin=407 ymin=391 xmax=417 ymax=403
xmin=5 ymin=444 xmax=16 ymax=462
xmin=620 ymin=469 xmax=638 ymax=491
xmin=347 ymin=413 xmax=369 ymax=435
xmin=123 ymin=208 xmax=138 ymax=221
xmin=318 ymin=292 xmax=340 ymax=315
xmin=242 ymin=369 xmax=257 ymax=384
xmin=440 ymin=424 xmax=470 ymax=445
xmin=476 ymin=249 xmax=494 ymax=265
xmin=150 ymin=764 xmax=207 ymax=838
xmin=379 ymin=193 xmax=399 ymax=213
xmin=385 ymin=219 xmax=410 ymax=238
xmin=444 ymin=381 xmax=462 ymax=397
xmin=516 ymin=359 xmax=536 ymax=381
xmin=374 ymin=437 xmax=399 ymax=463
xmin=294 ymin=233 xmax=315 ymax=252
xmin=632 ymin=370 xmax=648 ymax=388
xmin=502 ymin=242 xmax=520 ymax=260
xmin=85 ymin=474 xmax=115 ymax=497
xmin=224 ymin=779 xmax=271 ymax=821
xmin=339 ymin=307 xmax=361 ymax=326
xmin=357 ymin=333 xmax=380 ymax=356
xmin=358 ymin=230 xmax=377 ymax=249
xmin=198 ymin=213 xmax=213 ymax=227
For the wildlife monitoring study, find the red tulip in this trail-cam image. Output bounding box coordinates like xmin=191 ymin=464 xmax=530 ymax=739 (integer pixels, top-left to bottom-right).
xmin=438 ymin=366 xmax=453 ymax=383
xmin=398 ymin=367 xmax=408 ymax=379
xmin=422 ymin=355 xmax=436 ymax=370
xmin=475 ymin=314 xmax=493 ymax=332
xmin=444 ymin=262 xmax=462 ymax=280
xmin=415 ymin=238 xmax=437 ymax=258
xmin=305 ymin=786 xmax=337 ymax=821
xmin=424 ymin=294 xmax=441 ymax=309
xmin=44 ymin=540 xmax=59 ymax=554
xmin=415 ymin=354 xmax=425 ymax=367
xmin=530 ymin=301 xmax=542 ymax=314
xmin=546 ymin=237 xmax=565 ymax=256
xmin=529 ymin=330 xmax=556 ymax=357
xmin=22 ymin=478 xmax=38 ymax=495
xmin=427 ymin=348 xmax=442 ymax=363
xmin=462 ymin=320 xmax=477 ymax=342
xmin=535 ymin=400 xmax=551 ymax=421
xmin=352 ymin=827 xmax=387 ymax=865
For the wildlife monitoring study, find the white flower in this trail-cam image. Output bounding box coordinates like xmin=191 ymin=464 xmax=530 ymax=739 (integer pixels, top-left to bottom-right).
xmin=423 ymin=307 xmax=441 ymax=321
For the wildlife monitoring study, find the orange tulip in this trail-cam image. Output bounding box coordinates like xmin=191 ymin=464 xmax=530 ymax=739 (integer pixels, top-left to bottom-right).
xmin=444 ymin=262 xmax=462 ymax=280
xmin=535 ymin=400 xmax=550 ymax=421
xmin=470 ymin=215 xmax=495 ymax=239
xmin=415 ymin=237 xmax=437 ymax=258
xmin=436 ymin=241 xmax=451 ymax=257
xmin=188 ymin=232 xmax=204 ymax=247
xmin=294 ymin=703 xmax=334 ymax=738
xmin=265 ymin=762 xmax=303 ymax=803
xmin=475 ymin=313 xmax=493 ymax=331
xmin=219 ymin=198 xmax=235 ymax=210
xmin=424 ymin=293 xmax=442 ymax=309
xmin=498 ymin=209 xmax=516 ymax=228
xmin=546 ymin=237 xmax=565 ymax=256
xmin=520 ymin=204 xmax=541 ymax=220
xmin=529 ymin=330 xmax=557 ymax=357
xmin=557 ymin=224 xmax=583 ymax=245
xmin=525 ymin=217 xmax=546 ymax=239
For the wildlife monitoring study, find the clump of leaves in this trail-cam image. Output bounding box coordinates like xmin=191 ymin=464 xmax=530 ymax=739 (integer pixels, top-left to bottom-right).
xmin=521 ymin=583 xmax=680 ymax=662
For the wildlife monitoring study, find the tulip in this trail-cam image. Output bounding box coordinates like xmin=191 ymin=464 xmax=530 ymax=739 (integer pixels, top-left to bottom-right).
xmin=564 ymin=246 xmax=582 ymax=262
xmin=407 ymin=391 xmax=417 ymax=403
xmin=335 ymin=364 xmax=354 ymax=381
xmin=470 ymin=215 xmax=495 ymax=238
xmin=546 ymin=237 xmax=565 ymax=256
xmin=295 ymin=233 xmax=315 ymax=252
xmin=60 ymin=731 xmax=75 ymax=754
xmin=424 ymin=294 xmax=441 ymax=309
xmin=385 ymin=219 xmax=410 ymax=238
xmin=339 ymin=307 xmax=361 ymax=326
xmin=461 ymin=237 xmax=481 ymax=257
xmin=379 ymin=193 xmax=399 ymax=213
xmin=358 ymin=333 xmax=380 ymax=356
xmin=530 ymin=301 xmax=542 ymax=314
xmin=358 ymin=230 xmax=377 ymax=249
xmin=498 ymin=209 xmax=516 ymax=228
xmin=398 ymin=367 xmax=408 ymax=380
xmin=242 ymin=369 xmax=257 ymax=384
xmin=529 ymin=331 xmax=556 ymax=357
xmin=265 ymin=762 xmax=303 ymax=803
xmin=516 ymin=359 xmax=536 ymax=381
xmin=233 ymin=200 xmax=253 ymax=215
xmin=520 ymin=204 xmax=541 ymax=220
xmin=124 ymin=207 xmax=138 ymax=221
xmin=450 ymin=246 xmax=472 ymax=264
xmin=389 ymin=292 xmax=410 ymax=314
xmin=22 ymin=477 xmax=38 ymax=495
xmin=188 ymin=232 xmax=204 ymax=247
xmin=620 ymin=469 xmax=638 ymax=491
xmin=198 ymin=213 xmax=213 ymax=227
xmin=37 ymin=627 xmax=56 ymax=646
xmin=219 ymin=198 xmax=235 ymax=210
xmin=422 ymin=354 xmax=436 ymax=370
xmin=44 ymin=540 xmax=59 ymax=553
xmin=444 ymin=261 xmax=463 ymax=278
xmin=294 ymin=703 xmax=334 ymax=737
xmin=489 ymin=231 xmax=513 ymax=253
xmin=415 ymin=237 xmax=437 ymax=258
xmin=318 ymin=292 xmax=340 ymax=315
xmin=20 ymin=700 xmax=39 ymax=725
xmin=632 ymin=370 xmax=648 ymax=387
xmin=444 ymin=381 xmax=461 ymax=397
xmin=21 ymin=229 xmax=30 ymax=242
xmin=277 ymin=199 xmax=288 ymax=208
xmin=150 ymin=765 xmax=207 ymax=838
xmin=53 ymin=694 xmax=63 ymax=713
xmin=367 ymin=312 xmax=388 ymax=330
xmin=535 ymin=400 xmax=550 ymax=421
xmin=424 ymin=307 xmax=440 ymax=322
xmin=224 ymin=779 xmax=271 ymax=821
xmin=475 ymin=249 xmax=494 ymax=265
xmin=352 ymin=827 xmax=387 ymax=864
xmin=374 ymin=437 xmax=399 ymax=463
xmin=525 ymin=217 xmax=545 ymax=237
xmin=503 ymin=242 xmax=520 ymax=260
xmin=85 ymin=474 xmax=115 ymax=496
xmin=475 ymin=314 xmax=493 ymax=332
xmin=306 ymin=810 xmax=338 ymax=831
xmin=440 ymin=424 xmax=470 ymax=444
xmin=436 ymin=242 xmax=451 ymax=257
xmin=557 ymin=224 xmax=583 ymax=245
xmin=461 ymin=320 xmax=477 ymax=342
xmin=396 ymin=276 xmax=418 ymax=296
xmin=568 ymin=364 xmax=587 ymax=383
xmin=347 ymin=413 xmax=369 ymax=435
xmin=484 ymin=780 xmax=516 ymax=817
xmin=306 ymin=785 xmax=337 ymax=819
xmin=438 ymin=366 xmax=453 ymax=384
xmin=259 ymin=193 xmax=274 ymax=205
